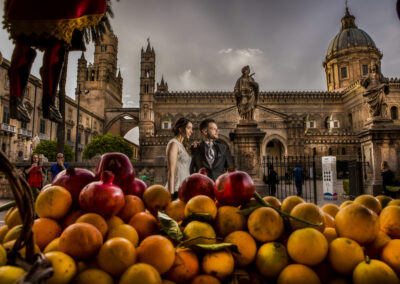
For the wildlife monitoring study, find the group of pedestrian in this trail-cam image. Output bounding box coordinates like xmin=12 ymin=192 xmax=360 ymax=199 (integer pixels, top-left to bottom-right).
xmin=265 ymin=165 xmax=304 ymax=197
xmin=24 ymin=153 xmax=68 ymax=190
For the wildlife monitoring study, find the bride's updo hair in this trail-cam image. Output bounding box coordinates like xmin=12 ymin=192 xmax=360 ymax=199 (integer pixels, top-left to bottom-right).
xmin=173 ymin=117 xmax=191 ymax=136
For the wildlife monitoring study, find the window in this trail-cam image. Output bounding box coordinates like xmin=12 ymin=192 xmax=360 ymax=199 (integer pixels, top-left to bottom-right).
xmin=77 ymin=132 xmax=81 ymax=144
xmin=348 ymin=113 xmax=353 ymax=127
xmin=24 ymin=88 xmax=30 ymax=99
xmin=20 ymin=121 xmax=27 ymax=129
xmin=328 ymin=73 xmax=331 ymax=84
xmin=85 ymin=133 xmax=89 ymax=144
xmin=313 ymin=148 xmax=317 ymax=156
xmin=68 ymin=108 xmax=72 ymax=120
xmin=101 ymin=45 xmax=106 ymax=52
xmin=2 ymin=106 xmax=10 ymax=124
xmin=79 ymin=115 xmax=82 ymax=124
xmin=340 ymin=67 xmax=348 ymax=79
xmin=329 ymin=148 xmax=333 ymax=155
xmin=391 ymin=106 xmax=398 ymax=120
xmin=94 ymin=121 xmax=97 ymax=130
xmin=67 ymin=129 xmax=71 ymax=141
xmin=309 ymin=121 xmax=315 ymax=128
xmin=342 ymin=148 xmax=346 ymax=155
xmin=5 ymin=76 xmax=10 ymax=89
xmin=90 ymin=70 xmax=95 ymax=81
xmin=333 ymin=121 xmax=339 ymax=128
xmin=362 ymin=64 xmax=368 ymax=75
xmin=39 ymin=119 xmax=46 ymax=134
xmin=86 ymin=118 xmax=90 ymax=127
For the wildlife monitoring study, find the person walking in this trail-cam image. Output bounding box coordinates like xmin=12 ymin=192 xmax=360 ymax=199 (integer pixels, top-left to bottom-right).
xmin=293 ymin=165 xmax=303 ymax=197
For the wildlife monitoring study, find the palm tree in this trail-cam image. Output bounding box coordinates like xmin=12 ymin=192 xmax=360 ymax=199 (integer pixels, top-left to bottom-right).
xmin=56 ymin=0 xmax=117 ymax=158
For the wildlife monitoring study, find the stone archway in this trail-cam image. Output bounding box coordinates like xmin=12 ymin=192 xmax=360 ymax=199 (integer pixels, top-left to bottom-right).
xmin=262 ymin=135 xmax=288 ymax=158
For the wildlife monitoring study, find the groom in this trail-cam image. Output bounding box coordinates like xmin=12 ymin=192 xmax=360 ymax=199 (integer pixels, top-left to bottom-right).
xmin=190 ymin=118 xmax=234 ymax=181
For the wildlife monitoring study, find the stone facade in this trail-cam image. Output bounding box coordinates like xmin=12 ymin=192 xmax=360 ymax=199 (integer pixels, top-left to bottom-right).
xmin=0 ymin=29 xmax=139 ymax=162
xmin=137 ymin=9 xmax=400 ymax=191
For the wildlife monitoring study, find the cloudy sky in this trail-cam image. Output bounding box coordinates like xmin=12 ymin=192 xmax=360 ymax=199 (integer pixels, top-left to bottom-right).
xmin=1 ymin=0 xmax=399 ymax=132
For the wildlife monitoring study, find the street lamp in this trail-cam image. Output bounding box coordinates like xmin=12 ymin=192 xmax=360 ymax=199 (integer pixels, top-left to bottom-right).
xmin=75 ymin=84 xmax=89 ymax=162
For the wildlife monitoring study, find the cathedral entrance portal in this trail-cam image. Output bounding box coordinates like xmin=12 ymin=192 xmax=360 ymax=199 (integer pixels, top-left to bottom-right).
xmin=265 ymin=139 xmax=285 ymax=158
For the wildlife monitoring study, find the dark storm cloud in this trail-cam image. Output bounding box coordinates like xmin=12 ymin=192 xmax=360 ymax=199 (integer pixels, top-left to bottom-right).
xmin=1 ymin=0 xmax=399 ymax=108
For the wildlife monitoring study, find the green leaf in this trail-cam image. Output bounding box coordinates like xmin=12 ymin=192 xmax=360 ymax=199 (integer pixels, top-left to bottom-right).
xmin=238 ymin=205 xmax=262 ymax=216
xmin=190 ymin=243 xmax=240 ymax=254
xmin=158 ymin=211 xmax=183 ymax=241
xmin=181 ymin=213 xmax=214 ymax=227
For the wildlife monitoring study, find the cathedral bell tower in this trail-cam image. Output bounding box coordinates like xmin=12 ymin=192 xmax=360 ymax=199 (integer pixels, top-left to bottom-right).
xmin=139 ymin=39 xmax=156 ymax=139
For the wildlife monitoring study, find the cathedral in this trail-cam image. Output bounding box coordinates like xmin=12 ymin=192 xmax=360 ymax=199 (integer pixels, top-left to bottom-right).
xmin=137 ymin=8 xmax=400 ymax=192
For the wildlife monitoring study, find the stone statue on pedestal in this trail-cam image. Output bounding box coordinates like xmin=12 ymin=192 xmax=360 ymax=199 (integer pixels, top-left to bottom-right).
xmin=234 ymin=65 xmax=259 ymax=121
xmin=361 ymin=63 xmax=389 ymax=118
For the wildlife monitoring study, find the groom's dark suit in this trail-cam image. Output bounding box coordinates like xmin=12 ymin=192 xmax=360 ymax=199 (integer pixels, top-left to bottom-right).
xmin=190 ymin=141 xmax=234 ymax=181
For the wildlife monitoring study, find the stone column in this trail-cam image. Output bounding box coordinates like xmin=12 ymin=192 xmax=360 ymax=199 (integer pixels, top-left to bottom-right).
xmin=358 ymin=121 xmax=400 ymax=195
xmin=230 ymin=120 xmax=266 ymax=183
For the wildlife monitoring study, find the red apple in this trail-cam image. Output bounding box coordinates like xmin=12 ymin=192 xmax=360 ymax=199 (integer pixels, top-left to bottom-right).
xmin=52 ymin=167 xmax=96 ymax=205
xmin=79 ymin=171 xmax=125 ymax=217
xmin=214 ymin=171 xmax=255 ymax=206
xmin=125 ymin=178 xmax=147 ymax=197
xmin=178 ymin=173 xmax=215 ymax=203
xmin=95 ymin=152 xmax=135 ymax=193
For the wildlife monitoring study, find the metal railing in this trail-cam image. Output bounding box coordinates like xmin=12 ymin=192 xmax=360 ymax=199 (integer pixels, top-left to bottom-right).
xmin=0 ymin=123 xmax=16 ymax=133
xmin=18 ymin=128 xmax=32 ymax=137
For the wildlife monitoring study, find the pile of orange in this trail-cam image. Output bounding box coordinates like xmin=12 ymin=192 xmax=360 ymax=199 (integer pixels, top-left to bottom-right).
xmin=1 ymin=180 xmax=400 ymax=284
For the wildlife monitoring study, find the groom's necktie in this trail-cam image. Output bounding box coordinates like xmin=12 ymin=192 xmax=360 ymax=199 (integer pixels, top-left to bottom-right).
xmin=205 ymin=142 xmax=215 ymax=166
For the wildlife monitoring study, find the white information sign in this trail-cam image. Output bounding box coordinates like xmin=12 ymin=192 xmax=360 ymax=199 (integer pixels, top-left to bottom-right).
xmin=322 ymin=156 xmax=337 ymax=200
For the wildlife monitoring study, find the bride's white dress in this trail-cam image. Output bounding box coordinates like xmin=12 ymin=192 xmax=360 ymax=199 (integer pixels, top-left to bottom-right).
xmin=166 ymin=138 xmax=192 ymax=193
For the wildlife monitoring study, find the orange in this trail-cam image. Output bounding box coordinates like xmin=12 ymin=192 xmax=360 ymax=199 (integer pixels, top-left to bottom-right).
xmin=184 ymin=195 xmax=217 ymax=219
xmin=328 ymin=237 xmax=364 ymax=275
xmin=321 ymin=203 xmax=340 ymax=218
xmin=137 ymin=235 xmax=175 ymax=274
xmin=106 ymin=215 xmax=125 ymax=230
xmin=107 ymin=224 xmax=139 ymax=247
xmin=379 ymin=205 xmax=400 ymax=238
xmin=376 ymin=195 xmax=393 ymax=209
xmin=215 ymin=206 xmax=246 ymax=237
xmin=387 ymin=199 xmax=400 ymax=206
xmin=224 ymin=231 xmax=257 ymax=267
xmin=190 ymin=275 xmax=221 ymax=284
xmin=313 ymin=261 xmax=335 ymax=284
xmin=263 ymin=196 xmax=281 ymax=209
xmin=32 ymin=217 xmax=62 ymax=251
xmin=142 ymin=185 xmax=171 ymax=215
xmin=59 ymin=223 xmax=103 ymax=260
xmin=290 ymin=203 xmax=325 ymax=232
xmin=73 ymin=269 xmax=114 ymax=284
xmin=353 ymin=258 xmax=399 ymax=284
xmin=0 ymin=225 xmax=9 ymax=243
xmin=277 ymin=264 xmax=321 ymax=284
xmin=323 ymin=212 xmax=335 ymax=228
xmin=76 ymin=213 xmax=108 ymax=238
xmin=97 ymin=237 xmax=137 ymax=276
xmin=287 ymin=228 xmax=328 ymax=266
xmin=364 ymin=230 xmax=391 ymax=259
xmin=381 ymin=239 xmax=400 ymax=275
xmin=339 ymin=200 xmax=353 ymax=209
xmin=256 ymin=242 xmax=289 ymax=278
xmin=119 ymin=263 xmax=162 ymax=284
xmin=118 ymin=195 xmax=145 ymax=223
xmin=5 ymin=207 xmax=22 ymax=229
xmin=335 ymin=203 xmax=379 ymax=245
xmin=43 ymin=237 xmax=60 ymax=253
xmin=202 ymin=250 xmax=234 ymax=280
xmin=165 ymin=199 xmax=186 ymax=222
xmin=354 ymin=195 xmax=382 ymax=215
xmin=323 ymin=227 xmax=337 ymax=244
xmin=61 ymin=210 xmax=84 ymax=229
xmin=128 ymin=212 xmax=160 ymax=241
xmin=247 ymin=207 xmax=284 ymax=242
xmin=35 ymin=185 xmax=72 ymax=219
xmin=165 ymin=248 xmax=200 ymax=284
xmin=183 ymin=221 xmax=216 ymax=245
xmin=281 ymin=196 xmax=305 ymax=214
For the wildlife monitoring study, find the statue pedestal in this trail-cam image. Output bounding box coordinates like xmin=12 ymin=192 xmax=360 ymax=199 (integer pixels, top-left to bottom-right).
xmin=359 ymin=120 xmax=400 ymax=195
xmin=230 ymin=120 xmax=266 ymax=183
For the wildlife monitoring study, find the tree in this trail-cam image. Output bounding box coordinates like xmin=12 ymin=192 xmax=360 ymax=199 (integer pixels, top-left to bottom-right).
xmin=83 ymin=134 xmax=133 ymax=160
xmin=33 ymin=140 xmax=74 ymax=162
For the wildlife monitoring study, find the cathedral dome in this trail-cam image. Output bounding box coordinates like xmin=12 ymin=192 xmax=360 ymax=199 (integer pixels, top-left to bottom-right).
xmin=326 ymin=8 xmax=377 ymax=58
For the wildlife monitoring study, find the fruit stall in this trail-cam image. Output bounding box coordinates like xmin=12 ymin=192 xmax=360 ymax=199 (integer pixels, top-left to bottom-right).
xmin=0 ymin=151 xmax=399 ymax=284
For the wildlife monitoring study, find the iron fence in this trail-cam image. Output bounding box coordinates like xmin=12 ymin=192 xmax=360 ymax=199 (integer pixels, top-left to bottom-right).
xmin=262 ymin=155 xmax=317 ymax=204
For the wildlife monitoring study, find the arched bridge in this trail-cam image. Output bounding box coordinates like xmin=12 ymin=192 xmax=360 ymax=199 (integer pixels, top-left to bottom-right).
xmin=104 ymin=108 xmax=140 ymax=137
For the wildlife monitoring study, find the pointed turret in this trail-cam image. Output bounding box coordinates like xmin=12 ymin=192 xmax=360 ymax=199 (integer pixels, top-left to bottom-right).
xmin=157 ymin=75 xmax=168 ymax=93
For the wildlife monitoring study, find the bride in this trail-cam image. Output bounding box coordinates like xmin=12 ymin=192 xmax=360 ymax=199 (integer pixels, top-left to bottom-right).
xmin=166 ymin=118 xmax=193 ymax=199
